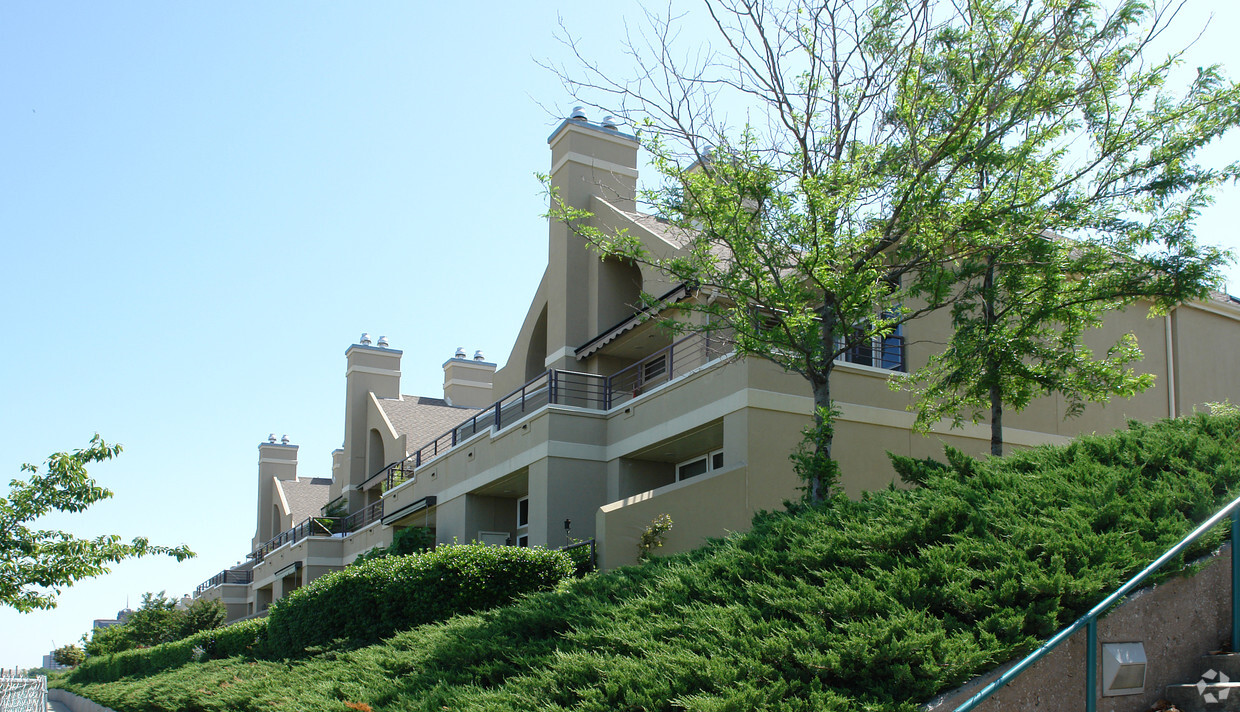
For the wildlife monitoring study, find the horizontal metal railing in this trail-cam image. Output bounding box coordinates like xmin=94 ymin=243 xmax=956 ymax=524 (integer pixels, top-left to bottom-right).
xmin=194 ymin=568 xmax=253 ymax=596
xmin=341 ymin=500 xmax=384 ymax=533
xmin=606 ymin=331 xmax=727 ymax=409
xmin=952 ymin=491 xmax=1240 ymax=712
xmin=249 ymin=516 xmax=342 ymax=561
xmin=248 ymin=501 xmax=392 ymax=562
xmin=382 ymin=335 xmax=728 ymax=492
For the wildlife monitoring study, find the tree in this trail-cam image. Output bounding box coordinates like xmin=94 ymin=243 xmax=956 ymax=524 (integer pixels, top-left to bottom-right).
xmin=125 ymin=591 xmax=182 ymax=647
xmin=177 ymin=596 xmax=226 ymax=640
xmin=546 ymin=0 xmax=1238 ymax=497
xmin=83 ymin=593 xmax=225 ymax=655
xmin=0 ymin=436 xmax=194 ymax=612
xmin=82 ymin=622 xmax=133 ymax=657
xmin=905 ymin=233 xmax=1226 ymax=456
xmin=51 ymin=644 xmax=84 ymax=668
xmin=892 ymin=0 xmax=1234 ymax=456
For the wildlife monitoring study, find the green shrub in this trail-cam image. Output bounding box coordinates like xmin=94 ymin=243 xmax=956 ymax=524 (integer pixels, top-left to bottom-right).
xmin=353 ymin=526 xmax=434 ymax=564
xmin=561 ymin=540 xmax=596 ymax=576
xmin=265 ymin=543 xmax=573 ymax=658
xmin=83 ymin=593 xmax=227 ymax=657
xmin=57 ymin=415 xmax=1240 ymax=711
xmin=69 ymin=617 xmax=268 ymax=685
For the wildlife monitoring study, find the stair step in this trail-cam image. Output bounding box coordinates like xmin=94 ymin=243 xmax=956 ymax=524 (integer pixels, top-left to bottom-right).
xmin=1198 ymin=654 xmax=1240 ymax=681
xmin=1163 ymin=682 xmax=1240 ymax=711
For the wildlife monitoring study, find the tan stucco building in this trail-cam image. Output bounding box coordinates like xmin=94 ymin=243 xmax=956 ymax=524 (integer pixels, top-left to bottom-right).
xmin=194 ymin=112 xmax=1240 ymax=622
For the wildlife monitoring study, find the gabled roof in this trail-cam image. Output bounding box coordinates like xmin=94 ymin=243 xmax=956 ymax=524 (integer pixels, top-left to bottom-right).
xmin=376 ymin=396 xmax=482 ymax=455
xmin=275 ymin=477 xmax=331 ymax=523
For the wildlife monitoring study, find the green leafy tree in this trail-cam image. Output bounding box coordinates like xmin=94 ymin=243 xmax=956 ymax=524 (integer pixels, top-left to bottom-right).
xmin=177 ymin=596 xmax=226 ymax=640
xmin=51 ymin=644 xmax=84 ymax=667
xmin=82 ymin=623 xmax=133 ymax=657
xmin=547 ymin=0 xmax=1238 ymax=496
xmin=894 ymin=0 xmax=1233 ymax=456
xmin=0 ymin=436 xmax=194 ymax=612
xmin=125 ymin=591 xmax=181 ymax=647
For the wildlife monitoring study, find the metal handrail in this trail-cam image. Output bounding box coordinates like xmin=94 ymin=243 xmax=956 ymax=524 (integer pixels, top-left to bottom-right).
xmin=341 ymin=500 xmax=384 ymax=532
xmin=194 ymin=568 xmax=253 ymax=595
xmin=378 ymin=334 xmax=733 ymax=493
xmin=952 ymin=491 xmax=1240 ymax=712
xmin=249 ymin=516 xmax=344 ymax=561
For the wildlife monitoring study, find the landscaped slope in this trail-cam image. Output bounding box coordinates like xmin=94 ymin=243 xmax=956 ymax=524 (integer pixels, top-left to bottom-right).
xmin=58 ymin=414 xmax=1240 ymax=711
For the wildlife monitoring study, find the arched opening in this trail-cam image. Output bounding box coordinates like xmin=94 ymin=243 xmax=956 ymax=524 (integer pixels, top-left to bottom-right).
xmin=597 ymin=257 xmax=643 ymax=329
xmin=367 ymin=429 xmax=385 ymax=478
xmin=526 ymin=304 xmax=548 ymax=381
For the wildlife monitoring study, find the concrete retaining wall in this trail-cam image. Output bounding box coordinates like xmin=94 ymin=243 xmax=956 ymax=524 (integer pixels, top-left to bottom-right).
xmin=48 ymin=688 xmax=117 ymax=712
xmin=924 ymin=544 xmax=1234 ymax=711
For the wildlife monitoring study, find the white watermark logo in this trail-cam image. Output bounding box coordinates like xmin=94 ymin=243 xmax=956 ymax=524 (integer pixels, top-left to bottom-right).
xmin=1197 ymin=668 xmax=1231 ymax=704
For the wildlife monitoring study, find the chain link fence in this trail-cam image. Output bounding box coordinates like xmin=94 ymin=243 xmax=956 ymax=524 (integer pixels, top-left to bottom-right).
xmin=0 ymin=676 xmax=47 ymax=712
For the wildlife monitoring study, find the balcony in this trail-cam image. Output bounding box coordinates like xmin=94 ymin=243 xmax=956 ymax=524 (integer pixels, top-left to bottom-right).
xmin=248 ymin=500 xmax=385 ymax=562
xmin=374 ymin=331 xmax=732 ymax=492
xmin=194 ymin=568 xmax=253 ymax=596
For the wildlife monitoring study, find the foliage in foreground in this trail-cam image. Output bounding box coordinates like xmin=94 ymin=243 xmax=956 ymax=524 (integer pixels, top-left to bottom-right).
xmin=58 ymin=415 xmax=1240 ymax=711
xmin=0 ymin=435 xmax=194 ymax=612
xmin=85 ymin=592 xmax=226 ymax=656
xmin=264 ymin=543 xmax=574 ymax=659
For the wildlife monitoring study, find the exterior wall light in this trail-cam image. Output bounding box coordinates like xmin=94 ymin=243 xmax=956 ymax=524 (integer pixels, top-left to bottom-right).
xmin=1101 ymin=642 xmax=1146 ymax=696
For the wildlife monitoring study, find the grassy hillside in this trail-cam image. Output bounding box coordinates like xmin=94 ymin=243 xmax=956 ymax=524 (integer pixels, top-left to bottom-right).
xmin=58 ymin=414 xmax=1240 ymax=711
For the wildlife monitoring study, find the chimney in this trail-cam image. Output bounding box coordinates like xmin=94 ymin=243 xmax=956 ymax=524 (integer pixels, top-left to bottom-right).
xmin=443 ymin=348 xmax=496 ymax=408
xmin=253 ymin=436 xmax=298 ymax=550
xmin=545 ymin=109 xmax=641 ymax=370
xmin=342 ymin=334 xmax=402 ymax=491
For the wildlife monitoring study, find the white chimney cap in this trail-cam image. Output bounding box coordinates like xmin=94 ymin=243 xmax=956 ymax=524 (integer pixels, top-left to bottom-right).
xmin=601 ymin=115 xmax=620 ymax=130
xmin=280 ymin=434 xmax=290 ymax=445
xmin=454 ymin=346 xmax=467 ymax=359
xmin=570 ymin=106 xmax=587 ymax=121
xmin=377 ymin=335 xmax=390 ymax=348
xmin=267 ymin=434 xmax=276 ymax=444
xmin=360 ymin=332 xmax=372 ymax=346
xmin=473 ymin=349 xmax=485 ymax=361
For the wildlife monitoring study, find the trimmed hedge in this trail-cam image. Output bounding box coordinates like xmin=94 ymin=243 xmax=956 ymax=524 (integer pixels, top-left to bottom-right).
xmin=264 ymin=543 xmax=574 ymax=658
xmin=69 ymin=617 xmax=267 ymax=684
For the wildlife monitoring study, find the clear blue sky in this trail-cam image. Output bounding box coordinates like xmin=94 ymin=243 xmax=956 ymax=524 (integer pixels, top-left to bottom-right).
xmin=2 ymin=1 xmax=1239 ymax=669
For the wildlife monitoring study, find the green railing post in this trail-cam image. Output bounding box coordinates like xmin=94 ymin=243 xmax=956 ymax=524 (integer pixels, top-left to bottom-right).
xmin=1086 ymin=619 xmax=1097 ymax=712
xmin=1233 ymin=509 xmax=1239 ymax=653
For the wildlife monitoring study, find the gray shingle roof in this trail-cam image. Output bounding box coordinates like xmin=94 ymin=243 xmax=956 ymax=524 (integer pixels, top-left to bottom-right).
xmin=276 ymin=477 xmax=331 ymax=523
xmin=376 ymin=396 xmax=482 ymax=455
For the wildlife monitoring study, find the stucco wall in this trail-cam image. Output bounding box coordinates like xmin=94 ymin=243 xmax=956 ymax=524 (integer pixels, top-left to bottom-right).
xmin=925 ymin=546 xmax=1234 ymax=712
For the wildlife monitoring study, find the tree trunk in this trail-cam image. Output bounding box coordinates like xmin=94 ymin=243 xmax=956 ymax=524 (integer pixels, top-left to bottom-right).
xmin=984 ymin=255 xmax=1003 ymax=457
xmin=810 ymin=374 xmax=832 ymax=502
xmin=806 ymin=307 xmax=838 ymax=503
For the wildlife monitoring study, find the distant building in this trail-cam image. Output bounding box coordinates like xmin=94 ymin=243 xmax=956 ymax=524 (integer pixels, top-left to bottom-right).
xmin=40 ymin=654 xmax=68 ymax=671
xmin=92 ymin=607 xmax=133 ymax=630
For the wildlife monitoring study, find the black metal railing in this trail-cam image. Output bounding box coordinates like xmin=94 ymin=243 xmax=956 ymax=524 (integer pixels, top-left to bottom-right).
xmin=605 ymin=331 xmax=728 ymax=408
xmin=249 ymin=516 xmax=343 ymax=561
xmin=341 ymin=500 xmax=384 ymax=533
xmin=558 ymin=538 xmax=597 ymax=576
xmin=380 ymin=332 xmax=731 ymax=493
xmin=194 ymin=568 xmax=253 ymax=596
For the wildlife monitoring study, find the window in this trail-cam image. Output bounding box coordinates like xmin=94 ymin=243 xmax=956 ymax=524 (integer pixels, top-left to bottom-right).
xmin=517 ymin=497 xmax=529 ymax=528
xmin=836 ymin=318 xmax=904 ymax=372
xmin=676 ymin=449 xmax=724 ymax=482
xmin=517 ymin=534 xmax=529 ymax=548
